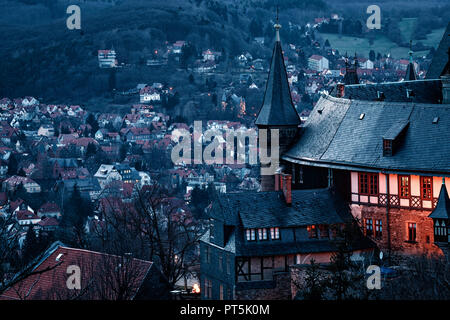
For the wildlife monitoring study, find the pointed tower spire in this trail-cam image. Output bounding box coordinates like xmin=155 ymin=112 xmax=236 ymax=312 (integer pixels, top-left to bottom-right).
xmin=256 ymin=8 xmax=300 ymax=191
xmin=405 ymin=40 xmax=417 ymax=80
xmin=255 ymin=8 xmax=300 ymax=127
xmin=429 ymin=178 xmax=450 ymax=220
xmin=353 ymin=52 xmax=359 ymax=68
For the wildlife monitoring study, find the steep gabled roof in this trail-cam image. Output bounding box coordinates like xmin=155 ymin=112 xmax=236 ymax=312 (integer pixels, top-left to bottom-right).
xmin=283 ymin=94 xmax=450 ymax=174
xmin=405 ymin=42 xmax=417 ymax=81
xmin=427 ymin=22 xmax=450 ymax=79
xmin=429 ymin=180 xmax=450 ymax=219
xmin=255 ymin=30 xmax=300 ymax=126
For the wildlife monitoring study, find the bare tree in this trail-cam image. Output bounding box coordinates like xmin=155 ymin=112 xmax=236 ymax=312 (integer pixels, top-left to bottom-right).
xmin=92 ymin=182 xmax=202 ymax=289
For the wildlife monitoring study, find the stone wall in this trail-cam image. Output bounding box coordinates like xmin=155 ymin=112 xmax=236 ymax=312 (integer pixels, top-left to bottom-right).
xmin=234 ymin=272 xmax=291 ymax=300
xmin=351 ymin=204 xmax=443 ymax=256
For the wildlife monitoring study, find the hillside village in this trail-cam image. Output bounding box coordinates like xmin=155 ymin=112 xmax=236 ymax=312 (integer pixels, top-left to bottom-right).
xmin=0 ymin=1 xmax=449 ymax=302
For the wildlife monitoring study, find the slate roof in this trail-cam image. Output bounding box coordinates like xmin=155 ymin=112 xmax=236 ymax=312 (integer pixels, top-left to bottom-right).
xmin=342 ymin=79 xmax=443 ymax=103
xmin=429 ymin=180 xmax=450 ymax=219
xmin=405 ymin=62 xmax=417 ymax=81
xmin=382 ymin=120 xmax=409 ymax=140
xmin=283 ymin=94 xmax=450 ymax=174
xmin=204 ymin=188 xmax=375 ymax=257
xmin=255 ymin=37 xmax=300 ymax=126
xmin=427 ymin=22 xmax=450 ymax=79
xmin=212 ymin=188 xmax=351 ymax=228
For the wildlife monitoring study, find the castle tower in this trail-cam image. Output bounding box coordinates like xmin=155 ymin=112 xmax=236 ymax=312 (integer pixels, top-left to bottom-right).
xmin=255 ymin=13 xmax=300 ymax=191
xmin=343 ymin=52 xmax=359 ymax=85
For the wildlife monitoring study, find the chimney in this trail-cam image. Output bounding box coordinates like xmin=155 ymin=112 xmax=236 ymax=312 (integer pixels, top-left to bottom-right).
xmin=442 ymin=75 xmax=450 ymax=104
xmin=274 ymin=173 xmax=280 ymax=191
xmin=281 ymin=173 xmax=292 ymax=205
xmin=336 ymin=83 xmax=345 ymax=98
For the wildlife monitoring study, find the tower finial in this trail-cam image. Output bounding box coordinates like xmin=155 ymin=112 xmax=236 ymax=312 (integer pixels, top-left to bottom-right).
xmin=274 ymin=5 xmax=281 ymax=42
xmin=409 ymin=40 xmax=414 ymax=63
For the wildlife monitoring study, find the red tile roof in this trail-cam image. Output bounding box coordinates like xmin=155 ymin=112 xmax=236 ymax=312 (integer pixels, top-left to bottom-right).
xmin=0 ymin=244 xmax=153 ymax=300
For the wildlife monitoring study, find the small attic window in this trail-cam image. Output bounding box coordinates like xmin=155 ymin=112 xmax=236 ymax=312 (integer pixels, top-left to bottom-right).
xmin=382 ymin=120 xmax=409 ymax=156
xmin=317 ymin=108 xmax=323 ymax=114
xmin=56 ymin=253 xmax=63 ymax=261
xmin=376 ymin=91 xmax=385 ymax=101
xmin=406 ymin=89 xmax=415 ymax=99
xmin=359 ymin=113 xmax=365 ymax=120
xmin=433 ymin=117 xmax=439 ymax=124
xmin=383 ymin=139 xmax=392 ymax=156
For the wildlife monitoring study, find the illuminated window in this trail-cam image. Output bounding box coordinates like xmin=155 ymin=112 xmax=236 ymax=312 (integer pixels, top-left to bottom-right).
xmin=307 ymin=225 xmax=317 ymax=238
xmin=364 ymin=218 xmax=373 ymax=236
xmin=258 ymin=228 xmax=267 ymax=240
xmin=359 ymin=172 xmax=378 ymax=196
xmin=246 ymin=229 xmax=256 ymax=241
xmin=434 ymin=220 xmax=447 ymax=242
xmin=399 ymin=175 xmax=410 ymax=198
xmin=420 ymin=176 xmax=432 ymax=200
xmin=270 ymin=227 xmax=280 ymax=240
xmin=375 ymin=219 xmax=382 ymax=238
xmin=408 ymin=223 xmax=416 ymax=242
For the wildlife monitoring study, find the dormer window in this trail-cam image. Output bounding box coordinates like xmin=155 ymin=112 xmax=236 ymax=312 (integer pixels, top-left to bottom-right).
xmin=382 ymin=120 xmax=409 ymax=156
xmin=406 ymin=89 xmax=415 ymax=98
xmin=383 ymin=139 xmax=393 ymax=156
xmin=376 ymin=91 xmax=385 ymax=101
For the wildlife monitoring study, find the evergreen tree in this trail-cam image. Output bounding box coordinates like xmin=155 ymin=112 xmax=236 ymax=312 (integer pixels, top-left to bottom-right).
xmin=369 ymin=50 xmax=376 ymax=62
xmin=119 ymin=143 xmax=128 ymax=161
xmin=85 ymin=142 xmax=97 ymax=158
xmin=23 ymin=227 xmax=38 ymax=264
xmin=7 ymin=153 xmax=18 ymax=175
xmin=17 ymin=167 xmax=26 ymax=177
xmin=326 ymin=222 xmax=366 ymax=300
xmin=86 ymin=113 xmax=99 ymax=135
xmin=294 ymin=259 xmax=326 ymax=300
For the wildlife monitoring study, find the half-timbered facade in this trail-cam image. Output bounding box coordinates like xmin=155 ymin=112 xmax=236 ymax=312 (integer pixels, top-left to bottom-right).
xmin=199 ymin=187 xmax=375 ymax=300
xmin=280 ymin=27 xmax=450 ymax=256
